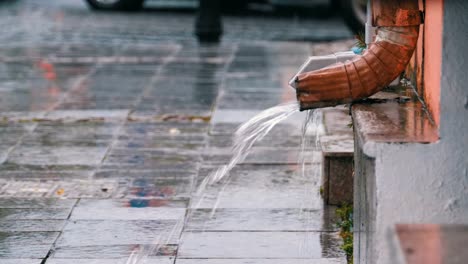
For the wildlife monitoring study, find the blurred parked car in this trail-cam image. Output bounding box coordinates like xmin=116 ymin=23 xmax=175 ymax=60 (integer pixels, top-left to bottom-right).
xmin=84 ymin=0 xmax=366 ymax=33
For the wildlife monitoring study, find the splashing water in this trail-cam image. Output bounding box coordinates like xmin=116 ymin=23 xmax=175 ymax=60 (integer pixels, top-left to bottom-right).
xmin=126 ymin=101 xmax=324 ymax=264
xmin=204 ymin=101 xmax=300 ymax=186
xmin=297 ymin=109 xmax=323 ymax=256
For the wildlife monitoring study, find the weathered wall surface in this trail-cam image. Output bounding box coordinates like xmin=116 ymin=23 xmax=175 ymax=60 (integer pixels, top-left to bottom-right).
xmin=423 ymin=0 xmax=443 ymax=125
xmin=354 ymin=0 xmax=468 ymax=263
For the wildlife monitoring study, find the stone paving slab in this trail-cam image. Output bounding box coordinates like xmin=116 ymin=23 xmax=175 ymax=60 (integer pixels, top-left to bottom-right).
xmin=45 ymin=110 xmax=130 ymax=121
xmin=52 ymin=244 xmax=178 ymax=259
xmin=192 ymin=165 xmax=322 ymax=209
xmin=0 ymin=208 xmax=71 ymax=220
xmin=46 ymin=258 xmax=175 ymax=264
xmin=0 ymin=231 xmax=60 ymax=258
xmin=202 ymin=148 xmax=321 ymax=165
xmin=0 ymin=198 xmax=77 ymax=208
xmin=0 ymin=220 xmax=66 ymax=232
xmin=0 ymin=170 xmax=94 ymax=180
xmin=94 ymin=170 xmax=195 ymax=200
xmin=115 ymin=135 xmax=206 ymax=150
xmin=71 ymin=199 xmax=186 ymax=220
xmin=206 ymin=134 xmax=307 ymax=149
xmin=178 ymin=232 xmax=344 ymax=259
xmin=56 ymin=220 xmax=183 ymax=247
xmin=185 ymin=208 xmax=338 ymax=232
xmin=0 ymin=259 xmax=42 ymax=264
xmin=120 ymin=122 xmax=209 ymax=136
xmin=0 ymin=179 xmax=118 ymax=198
xmin=7 ymin=146 xmax=108 ymax=166
xmin=103 ymin=149 xmax=200 ymax=170
xmin=209 ymin=123 xmax=316 ymax=137
xmin=175 ymin=259 xmax=346 ymax=264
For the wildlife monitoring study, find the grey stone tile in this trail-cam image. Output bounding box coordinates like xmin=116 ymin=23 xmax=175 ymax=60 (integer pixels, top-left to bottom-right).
xmin=192 ymin=165 xmax=322 ymax=209
xmin=206 ymin=135 xmax=306 ymax=149
xmin=0 ymin=220 xmax=66 ymax=232
xmin=97 ymin=172 xmax=193 ymax=199
xmin=56 ymin=220 xmax=183 ymax=247
xmin=0 ymin=179 xmax=118 ymax=198
xmin=209 ymin=122 xmax=316 ymax=137
xmin=0 ymin=232 xmax=59 ymax=258
xmin=45 ymin=110 xmax=129 ymax=121
xmin=71 ymin=199 xmax=186 ymax=220
xmin=0 ymin=260 xmax=42 ymax=264
xmin=46 ymin=258 xmax=175 ymax=264
xmin=115 ymin=135 xmax=206 ymax=150
xmin=0 ymin=170 xmax=94 ymax=180
xmin=0 ymin=198 xmax=76 ymax=208
xmin=7 ymin=146 xmax=108 ymax=166
xmin=94 ymin=170 xmax=195 ymax=200
xmin=132 ymin=109 xmax=213 ymax=118
xmin=103 ymin=149 xmax=200 ymax=170
xmin=52 ymin=244 xmax=177 ymax=259
xmin=175 ymin=259 xmax=346 ymax=264
xmin=120 ymin=122 xmax=208 ymax=137
xmin=21 ymin=122 xmax=117 ymax=147
xmin=178 ymin=232 xmax=344 ymax=259
xmin=0 ymin=208 xmax=72 ymax=220
xmin=185 ymin=208 xmax=337 ymax=232
xmin=202 ymin=148 xmax=320 ymax=165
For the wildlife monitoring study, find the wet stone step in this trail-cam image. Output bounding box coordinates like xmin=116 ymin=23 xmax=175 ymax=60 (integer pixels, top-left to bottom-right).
xmin=176 ymin=259 xmax=346 ymax=264
xmin=0 ymin=220 xmax=66 ymax=232
xmin=185 ymin=208 xmax=338 ymax=232
xmin=178 ymin=232 xmax=344 ymax=259
xmin=20 ymin=123 xmax=118 ymax=147
xmin=71 ymin=199 xmax=187 ymax=220
xmin=95 ymin=172 xmax=194 ymax=200
xmin=0 ymin=260 xmax=42 ymax=264
xmin=0 ymin=179 xmax=118 ymax=198
xmin=120 ymin=122 xmax=208 ymax=136
xmin=52 ymin=244 xmax=177 ymax=259
xmin=0 ymin=231 xmax=60 ymax=258
xmin=206 ymin=135 xmax=311 ymax=149
xmin=209 ymin=123 xmax=309 ymax=137
xmin=0 ymin=198 xmax=77 ymax=208
xmin=56 ymin=220 xmax=183 ymax=248
xmin=192 ymin=165 xmax=322 ymax=209
xmin=131 ymin=109 xmax=212 ymax=118
xmin=114 ymin=135 xmax=206 ymax=150
xmin=0 ymin=170 xmax=94 ymax=180
xmin=7 ymin=146 xmax=108 ymax=166
xmin=45 ymin=257 xmax=175 ymax=264
xmin=103 ymin=149 xmax=200 ymax=170
xmin=202 ymin=148 xmax=321 ymax=165
xmin=45 ymin=110 xmax=130 ymax=121
xmin=0 ymin=208 xmax=72 ymax=220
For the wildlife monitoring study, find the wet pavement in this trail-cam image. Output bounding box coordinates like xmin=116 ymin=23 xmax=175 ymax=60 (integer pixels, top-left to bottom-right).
xmin=0 ymin=1 xmax=354 ymax=263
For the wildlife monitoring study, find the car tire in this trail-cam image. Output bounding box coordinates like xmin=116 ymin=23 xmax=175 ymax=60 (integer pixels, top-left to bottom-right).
xmin=85 ymin=0 xmax=145 ymax=11
xmin=339 ymin=0 xmax=366 ymax=34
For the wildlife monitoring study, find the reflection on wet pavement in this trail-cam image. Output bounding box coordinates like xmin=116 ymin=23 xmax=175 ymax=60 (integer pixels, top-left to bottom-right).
xmin=0 ymin=2 xmax=353 ymax=261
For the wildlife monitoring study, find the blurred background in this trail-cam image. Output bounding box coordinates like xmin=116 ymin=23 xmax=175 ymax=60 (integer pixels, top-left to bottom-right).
xmin=0 ymin=0 xmax=363 ymax=45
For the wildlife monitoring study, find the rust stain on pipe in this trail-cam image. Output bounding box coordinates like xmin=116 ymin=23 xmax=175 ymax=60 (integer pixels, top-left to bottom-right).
xmin=296 ymin=0 xmax=422 ymax=111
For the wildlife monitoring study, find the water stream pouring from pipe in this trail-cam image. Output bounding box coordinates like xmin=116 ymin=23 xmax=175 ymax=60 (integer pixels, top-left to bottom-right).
xmin=127 ymin=101 xmax=323 ymax=264
xmin=202 ymin=101 xmax=300 ymax=187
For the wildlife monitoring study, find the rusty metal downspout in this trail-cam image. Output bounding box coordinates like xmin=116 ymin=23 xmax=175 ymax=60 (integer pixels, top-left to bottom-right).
xmin=295 ymin=0 xmax=423 ymax=111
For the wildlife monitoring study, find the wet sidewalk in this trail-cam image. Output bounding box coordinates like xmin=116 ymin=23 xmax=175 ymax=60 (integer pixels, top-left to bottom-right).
xmin=0 ymin=40 xmax=351 ymax=264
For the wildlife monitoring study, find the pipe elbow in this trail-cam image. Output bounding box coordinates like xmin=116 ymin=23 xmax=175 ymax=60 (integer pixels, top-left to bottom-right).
xmin=296 ymin=25 xmax=420 ymax=111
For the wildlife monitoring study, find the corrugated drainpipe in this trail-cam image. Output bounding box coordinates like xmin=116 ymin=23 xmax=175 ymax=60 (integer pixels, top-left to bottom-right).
xmin=295 ymin=0 xmax=423 ymax=111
